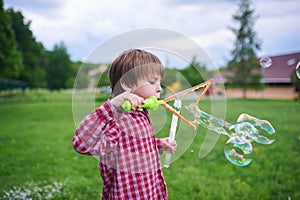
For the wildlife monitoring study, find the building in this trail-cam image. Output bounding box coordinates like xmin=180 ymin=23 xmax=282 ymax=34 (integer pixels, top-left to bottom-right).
xmin=213 ymin=51 xmax=300 ymax=99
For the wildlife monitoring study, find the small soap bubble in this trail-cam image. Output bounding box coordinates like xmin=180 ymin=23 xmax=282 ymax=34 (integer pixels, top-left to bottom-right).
xmin=296 ymin=61 xmax=300 ymax=79
xmin=260 ymin=57 xmax=272 ymax=68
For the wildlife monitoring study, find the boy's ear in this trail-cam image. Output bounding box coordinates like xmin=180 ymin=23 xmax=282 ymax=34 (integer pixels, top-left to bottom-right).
xmin=120 ymin=81 xmax=132 ymax=92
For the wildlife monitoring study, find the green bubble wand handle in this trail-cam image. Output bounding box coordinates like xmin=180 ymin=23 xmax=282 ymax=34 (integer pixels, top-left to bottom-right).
xmin=121 ymin=96 xmax=165 ymax=111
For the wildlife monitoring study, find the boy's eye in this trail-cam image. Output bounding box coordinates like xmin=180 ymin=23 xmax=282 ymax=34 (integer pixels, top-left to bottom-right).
xmin=149 ymin=80 xmax=160 ymax=85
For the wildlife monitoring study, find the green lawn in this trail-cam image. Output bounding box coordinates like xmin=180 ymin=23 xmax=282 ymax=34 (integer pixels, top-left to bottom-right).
xmin=0 ymin=93 xmax=299 ymax=199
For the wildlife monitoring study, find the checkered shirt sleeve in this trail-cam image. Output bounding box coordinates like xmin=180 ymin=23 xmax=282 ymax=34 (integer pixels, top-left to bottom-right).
xmin=72 ymin=101 xmax=119 ymax=156
xmin=72 ymin=100 xmax=168 ymax=199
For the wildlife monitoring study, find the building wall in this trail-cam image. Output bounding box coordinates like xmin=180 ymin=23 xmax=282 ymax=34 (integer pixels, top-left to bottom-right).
xmin=224 ymin=85 xmax=297 ymax=99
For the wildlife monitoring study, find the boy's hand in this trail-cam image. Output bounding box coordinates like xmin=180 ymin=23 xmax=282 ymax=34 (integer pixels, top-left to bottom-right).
xmin=161 ymin=137 xmax=177 ymax=154
xmin=111 ymin=91 xmax=144 ymax=111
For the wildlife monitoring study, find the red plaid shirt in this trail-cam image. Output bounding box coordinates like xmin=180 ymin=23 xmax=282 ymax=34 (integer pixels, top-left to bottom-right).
xmin=72 ymin=100 xmax=168 ymax=200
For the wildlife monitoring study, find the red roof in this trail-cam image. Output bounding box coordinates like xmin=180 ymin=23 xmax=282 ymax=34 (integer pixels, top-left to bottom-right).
xmin=262 ymin=52 xmax=300 ymax=83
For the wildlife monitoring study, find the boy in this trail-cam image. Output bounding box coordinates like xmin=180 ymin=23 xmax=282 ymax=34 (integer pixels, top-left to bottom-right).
xmin=72 ymin=49 xmax=176 ymax=199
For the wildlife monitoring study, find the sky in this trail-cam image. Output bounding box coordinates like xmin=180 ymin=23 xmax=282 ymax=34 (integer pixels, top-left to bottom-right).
xmin=3 ymin=0 xmax=300 ymax=68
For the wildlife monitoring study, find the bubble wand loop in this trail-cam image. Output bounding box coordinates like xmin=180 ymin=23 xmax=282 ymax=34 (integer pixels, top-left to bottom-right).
xmin=162 ymin=79 xmax=214 ymax=129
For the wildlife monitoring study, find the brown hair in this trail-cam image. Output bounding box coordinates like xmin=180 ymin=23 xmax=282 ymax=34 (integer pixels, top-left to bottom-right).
xmin=109 ymin=49 xmax=164 ymax=97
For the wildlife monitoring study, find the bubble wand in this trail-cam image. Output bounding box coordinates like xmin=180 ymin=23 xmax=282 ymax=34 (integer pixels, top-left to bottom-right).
xmin=121 ymin=79 xmax=276 ymax=166
xmin=121 ymin=79 xmax=213 ymax=129
xmin=121 ymin=79 xmax=213 ymax=169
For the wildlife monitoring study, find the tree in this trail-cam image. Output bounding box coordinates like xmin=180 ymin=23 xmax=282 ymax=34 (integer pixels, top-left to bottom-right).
xmin=46 ymin=42 xmax=72 ymax=89
xmin=179 ymin=57 xmax=211 ymax=88
xmin=97 ymin=71 xmax=110 ymax=87
xmin=65 ymin=61 xmax=89 ymax=89
xmin=162 ymin=67 xmax=178 ymax=86
xmin=0 ymin=0 xmax=23 ymax=78
xmin=226 ymin=0 xmax=262 ymax=98
xmin=7 ymin=8 xmax=47 ymax=87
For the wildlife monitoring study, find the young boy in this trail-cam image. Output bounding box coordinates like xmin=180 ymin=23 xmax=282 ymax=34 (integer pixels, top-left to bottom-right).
xmin=72 ymin=49 xmax=176 ymax=199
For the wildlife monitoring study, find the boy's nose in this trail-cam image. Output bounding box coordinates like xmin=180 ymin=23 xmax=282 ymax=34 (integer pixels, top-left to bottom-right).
xmin=156 ymin=84 xmax=162 ymax=92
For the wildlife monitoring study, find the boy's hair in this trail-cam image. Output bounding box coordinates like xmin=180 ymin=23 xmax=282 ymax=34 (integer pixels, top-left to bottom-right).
xmin=109 ymin=49 xmax=164 ymax=97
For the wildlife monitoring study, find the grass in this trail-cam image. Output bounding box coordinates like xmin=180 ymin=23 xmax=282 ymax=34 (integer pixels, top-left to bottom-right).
xmin=164 ymin=99 xmax=300 ymax=199
xmin=0 ymin=92 xmax=103 ymax=199
xmin=0 ymin=92 xmax=299 ymax=199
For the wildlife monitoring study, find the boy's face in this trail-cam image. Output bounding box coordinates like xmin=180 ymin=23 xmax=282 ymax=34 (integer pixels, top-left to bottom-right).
xmin=131 ymin=75 xmax=162 ymax=99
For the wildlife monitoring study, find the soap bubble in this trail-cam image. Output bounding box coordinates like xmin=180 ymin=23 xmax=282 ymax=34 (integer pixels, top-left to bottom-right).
xmin=296 ymin=61 xmax=300 ymax=79
xmin=260 ymin=57 xmax=272 ymax=68
xmin=186 ymin=104 xmax=275 ymax=166
xmin=224 ymin=136 xmax=252 ymax=167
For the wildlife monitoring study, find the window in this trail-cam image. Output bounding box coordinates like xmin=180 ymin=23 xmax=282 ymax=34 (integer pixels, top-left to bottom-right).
xmin=287 ymin=58 xmax=296 ymax=66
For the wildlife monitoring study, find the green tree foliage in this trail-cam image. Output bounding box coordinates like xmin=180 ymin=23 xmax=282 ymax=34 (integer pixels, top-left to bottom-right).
xmin=75 ymin=62 xmax=98 ymax=89
xmin=46 ymin=42 xmax=72 ymax=89
xmin=0 ymin=0 xmax=23 ymax=78
xmin=179 ymin=57 xmax=211 ymax=88
xmin=7 ymin=8 xmax=46 ymax=87
xmin=65 ymin=61 xmax=88 ymax=89
xmin=163 ymin=67 xmax=178 ymax=86
xmin=97 ymin=72 xmax=110 ymax=87
xmin=227 ymin=0 xmax=262 ymax=98
xmin=73 ymin=71 xmax=89 ymax=89
xmin=1 ymin=2 xmax=75 ymax=89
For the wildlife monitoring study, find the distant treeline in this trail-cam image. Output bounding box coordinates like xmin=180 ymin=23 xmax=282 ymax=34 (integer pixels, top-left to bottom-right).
xmin=0 ymin=0 xmax=210 ymax=90
xmin=0 ymin=0 xmax=86 ymax=89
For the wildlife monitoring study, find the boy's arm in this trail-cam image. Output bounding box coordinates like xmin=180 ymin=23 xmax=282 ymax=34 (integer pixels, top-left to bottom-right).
xmin=72 ymin=101 xmax=119 ymax=156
